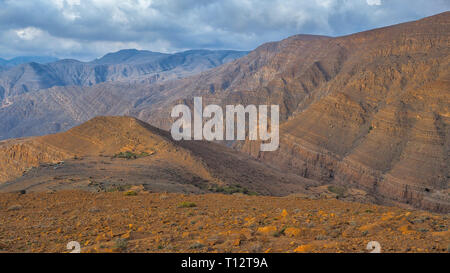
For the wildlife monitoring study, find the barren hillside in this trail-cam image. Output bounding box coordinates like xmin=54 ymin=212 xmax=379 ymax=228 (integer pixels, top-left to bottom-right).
xmin=0 ymin=116 xmax=323 ymax=197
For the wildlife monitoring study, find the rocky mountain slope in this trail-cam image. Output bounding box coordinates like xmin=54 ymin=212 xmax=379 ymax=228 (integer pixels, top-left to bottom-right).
xmin=0 ymin=49 xmax=247 ymax=101
xmin=0 ymin=12 xmax=448 ymax=212
xmin=235 ymin=12 xmax=450 ymax=212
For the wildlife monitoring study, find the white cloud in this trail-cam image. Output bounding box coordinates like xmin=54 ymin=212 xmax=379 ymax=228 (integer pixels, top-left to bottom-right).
xmin=0 ymin=0 xmax=448 ymax=60
xmin=15 ymin=27 xmax=44 ymax=40
xmin=367 ymin=0 xmax=382 ymax=6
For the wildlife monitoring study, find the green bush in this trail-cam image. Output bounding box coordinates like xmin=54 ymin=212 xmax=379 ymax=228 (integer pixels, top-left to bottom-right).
xmin=113 ymin=151 xmax=150 ymax=160
xmin=107 ymin=185 xmax=132 ymax=192
xmin=273 ymin=227 xmax=286 ymax=237
xmin=114 ymin=238 xmax=128 ymax=251
xmin=210 ymin=184 xmax=258 ymax=195
xmin=327 ymin=185 xmax=346 ymax=197
xmin=178 ymin=201 xmax=197 ymax=208
xmin=189 ymin=242 xmax=204 ymax=249
xmin=124 ymin=190 xmax=138 ymax=196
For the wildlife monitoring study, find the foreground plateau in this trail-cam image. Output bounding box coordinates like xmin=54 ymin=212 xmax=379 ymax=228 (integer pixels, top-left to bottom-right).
xmin=0 ymin=191 xmax=448 ymax=253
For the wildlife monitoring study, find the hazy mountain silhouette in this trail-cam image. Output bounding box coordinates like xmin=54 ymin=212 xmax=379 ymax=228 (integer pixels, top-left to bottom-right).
xmin=0 ymin=49 xmax=247 ymax=100
xmin=0 ymin=56 xmax=59 ymax=67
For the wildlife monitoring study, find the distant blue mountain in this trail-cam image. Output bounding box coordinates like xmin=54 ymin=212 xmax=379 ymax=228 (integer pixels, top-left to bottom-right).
xmin=91 ymin=49 xmax=168 ymax=65
xmin=0 ymin=58 xmax=7 ymax=66
xmin=0 ymin=49 xmax=248 ymax=100
xmin=0 ymin=56 xmax=59 ymax=67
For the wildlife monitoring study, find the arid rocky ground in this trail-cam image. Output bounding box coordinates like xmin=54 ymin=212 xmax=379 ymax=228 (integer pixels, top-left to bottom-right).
xmin=0 ymin=190 xmax=448 ymax=253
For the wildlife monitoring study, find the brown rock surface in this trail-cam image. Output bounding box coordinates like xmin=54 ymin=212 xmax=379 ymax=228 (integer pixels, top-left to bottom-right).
xmin=229 ymin=12 xmax=450 ymax=212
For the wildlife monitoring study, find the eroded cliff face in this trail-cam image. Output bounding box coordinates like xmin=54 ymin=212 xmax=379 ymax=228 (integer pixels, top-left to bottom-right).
xmin=236 ymin=13 xmax=450 ymax=212
xmin=0 ymin=139 xmax=71 ymax=183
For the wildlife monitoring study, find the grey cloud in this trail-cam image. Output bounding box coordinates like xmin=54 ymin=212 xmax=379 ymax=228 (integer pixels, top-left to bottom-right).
xmin=0 ymin=0 xmax=448 ymax=60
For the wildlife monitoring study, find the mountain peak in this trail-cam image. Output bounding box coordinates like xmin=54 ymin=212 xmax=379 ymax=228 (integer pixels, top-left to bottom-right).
xmin=93 ymin=49 xmax=168 ymax=64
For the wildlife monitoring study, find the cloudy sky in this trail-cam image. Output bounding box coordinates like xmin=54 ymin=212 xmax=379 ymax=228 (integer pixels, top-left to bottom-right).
xmin=0 ymin=0 xmax=448 ymax=61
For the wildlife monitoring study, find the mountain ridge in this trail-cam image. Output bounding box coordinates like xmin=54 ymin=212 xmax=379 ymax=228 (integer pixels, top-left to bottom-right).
xmin=0 ymin=56 xmax=59 ymax=67
xmin=0 ymin=49 xmax=248 ymax=101
xmin=0 ymin=116 xmax=320 ymax=197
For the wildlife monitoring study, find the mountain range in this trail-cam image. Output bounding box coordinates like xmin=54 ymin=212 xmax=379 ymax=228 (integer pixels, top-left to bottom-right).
xmin=0 ymin=49 xmax=247 ymax=101
xmin=0 ymin=12 xmax=448 ymax=212
xmin=0 ymin=56 xmax=59 ymax=68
